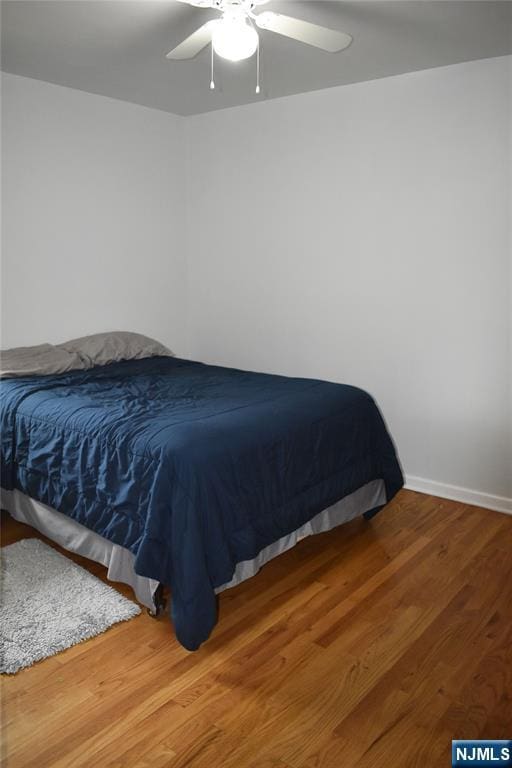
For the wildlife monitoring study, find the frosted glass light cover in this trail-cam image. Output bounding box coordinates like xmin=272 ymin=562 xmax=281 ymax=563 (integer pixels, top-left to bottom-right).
xmin=212 ymin=18 xmax=258 ymax=61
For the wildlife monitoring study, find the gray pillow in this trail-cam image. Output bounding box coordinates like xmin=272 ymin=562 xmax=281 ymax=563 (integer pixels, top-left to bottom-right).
xmin=0 ymin=343 xmax=83 ymax=378
xmin=58 ymin=331 xmax=172 ymax=368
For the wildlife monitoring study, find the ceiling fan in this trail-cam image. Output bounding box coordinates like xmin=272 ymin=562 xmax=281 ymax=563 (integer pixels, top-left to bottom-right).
xmin=166 ymin=0 xmax=352 ymax=76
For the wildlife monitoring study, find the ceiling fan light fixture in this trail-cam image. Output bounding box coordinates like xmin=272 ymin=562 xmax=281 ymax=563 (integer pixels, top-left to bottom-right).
xmin=212 ymin=16 xmax=258 ymax=62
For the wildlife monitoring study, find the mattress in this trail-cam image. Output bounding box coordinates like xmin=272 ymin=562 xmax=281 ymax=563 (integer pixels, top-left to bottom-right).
xmin=1 ymin=355 xmax=403 ymax=649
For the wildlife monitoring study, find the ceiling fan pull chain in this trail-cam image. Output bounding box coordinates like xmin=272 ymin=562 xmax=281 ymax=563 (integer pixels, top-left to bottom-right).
xmin=210 ymin=41 xmax=215 ymax=90
xmin=255 ymin=37 xmax=261 ymax=94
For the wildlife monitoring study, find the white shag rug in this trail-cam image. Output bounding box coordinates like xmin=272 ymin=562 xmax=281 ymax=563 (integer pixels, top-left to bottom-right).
xmin=1 ymin=538 xmax=141 ymax=674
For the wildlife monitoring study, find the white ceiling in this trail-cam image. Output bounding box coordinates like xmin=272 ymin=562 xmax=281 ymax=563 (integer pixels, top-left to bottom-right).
xmin=1 ymin=1 xmax=511 ymax=116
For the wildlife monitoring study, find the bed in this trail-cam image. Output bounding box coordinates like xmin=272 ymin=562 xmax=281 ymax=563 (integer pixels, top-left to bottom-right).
xmin=0 ymin=335 xmax=403 ymax=650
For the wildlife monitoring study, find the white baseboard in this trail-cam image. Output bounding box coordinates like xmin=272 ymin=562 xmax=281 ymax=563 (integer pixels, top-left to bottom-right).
xmin=404 ymin=475 xmax=512 ymax=516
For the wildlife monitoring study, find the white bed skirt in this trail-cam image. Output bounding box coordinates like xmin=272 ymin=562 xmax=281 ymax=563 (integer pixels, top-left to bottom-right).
xmin=215 ymin=479 xmax=386 ymax=592
xmin=1 ymin=479 xmax=386 ymax=609
xmin=1 ymin=488 xmax=160 ymax=610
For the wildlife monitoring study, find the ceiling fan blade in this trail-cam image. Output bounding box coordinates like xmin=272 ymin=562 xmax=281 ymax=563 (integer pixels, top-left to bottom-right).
xmin=255 ymin=12 xmax=352 ymax=53
xmin=174 ymin=0 xmax=214 ymax=7
xmin=166 ymin=21 xmax=216 ymax=60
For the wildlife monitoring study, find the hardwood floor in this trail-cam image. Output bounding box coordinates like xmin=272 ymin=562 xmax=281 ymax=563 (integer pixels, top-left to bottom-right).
xmin=1 ymin=490 xmax=511 ymax=767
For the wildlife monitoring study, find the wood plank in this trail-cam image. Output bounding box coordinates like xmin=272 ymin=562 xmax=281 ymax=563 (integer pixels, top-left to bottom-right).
xmin=2 ymin=491 xmax=511 ymax=768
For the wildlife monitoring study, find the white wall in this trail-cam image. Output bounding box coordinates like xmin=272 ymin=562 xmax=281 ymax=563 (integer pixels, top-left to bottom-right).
xmin=1 ymin=73 xmax=188 ymax=354
xmin=2 ymin=59 xmax=510 ymax=507
xmin=187 ymin=56 xmax=512 ymax=505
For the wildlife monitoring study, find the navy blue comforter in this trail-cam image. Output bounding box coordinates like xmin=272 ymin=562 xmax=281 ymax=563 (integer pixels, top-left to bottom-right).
xmin=0 ymin=356 xmax=403 ymax=649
